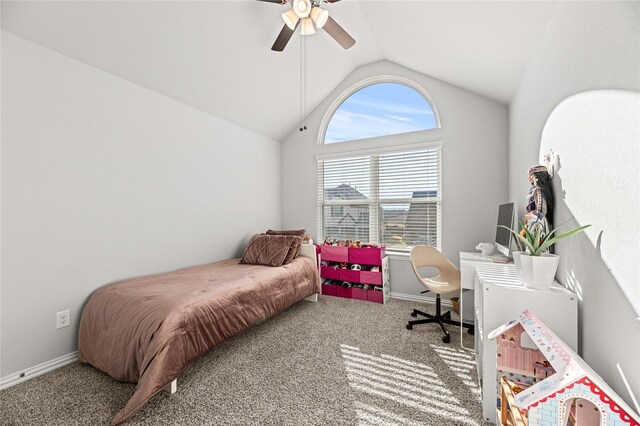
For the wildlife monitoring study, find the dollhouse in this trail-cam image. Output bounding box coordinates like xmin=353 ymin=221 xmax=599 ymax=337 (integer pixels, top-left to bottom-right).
xmin=488 ymin=310 xmax=640 ymax=426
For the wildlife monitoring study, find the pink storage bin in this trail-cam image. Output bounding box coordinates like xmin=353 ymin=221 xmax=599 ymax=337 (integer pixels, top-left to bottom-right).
xmin=336 ymin=286 xmax=352 ymax=299
xmin=349 ymin=247 xmax=386 ymax=265
xmin=339 ymin=269 xmax=360 ymax=283
xmin=322 ymin=283 xmax=337 ymax=296
xmin=321 ymin=245 xmax=349 ymax=263
xmin=359 ymin=271 xmax=382 ymax=285
xmin=320 ymin=266 xmax=341 ymax=280
xmin=367 ymin=289 xmax=384 ymax=304
xmin=351 ymin=287 xmax=367 ymax=301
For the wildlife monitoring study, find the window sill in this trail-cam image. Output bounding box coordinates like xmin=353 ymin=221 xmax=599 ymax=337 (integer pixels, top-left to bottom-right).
xmin=386 ymin=251 xmax=411 ymax=261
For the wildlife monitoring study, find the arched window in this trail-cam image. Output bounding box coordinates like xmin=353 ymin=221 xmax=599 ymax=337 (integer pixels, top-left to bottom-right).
xmin=318 ymin=77 xmax=442 ymax=252
xmin=323 ymin=82 xmax=438 ymax=144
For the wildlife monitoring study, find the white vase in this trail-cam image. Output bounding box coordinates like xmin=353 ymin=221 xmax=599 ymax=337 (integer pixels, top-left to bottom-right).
xmin=519 ymin=253 xmax=559 ymax=289
xmin=512 ymin=251 xmax=525 ymax=282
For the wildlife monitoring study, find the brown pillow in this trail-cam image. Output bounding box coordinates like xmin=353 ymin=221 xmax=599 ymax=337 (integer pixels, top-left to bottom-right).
xmin=266 ymin=230 xmax=305 ymax=261
xmin=241 ymin=234 xmax=300 ymax=267
xmin=266 ymin=229 xmax=306 ymax=237
xmin=283 ymin=236 xmax=303 ymax=265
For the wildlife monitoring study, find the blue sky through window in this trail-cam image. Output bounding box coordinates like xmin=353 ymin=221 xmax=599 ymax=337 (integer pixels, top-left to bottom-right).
xmin=324 ymin=82 xmax=436 ymax=144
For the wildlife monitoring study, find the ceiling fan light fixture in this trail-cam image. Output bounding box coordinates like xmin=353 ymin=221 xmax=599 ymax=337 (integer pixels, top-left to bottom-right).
xmin=293 ymin=0 xmax=312 ymax=19
xmin=282 ymin=8 xmax=300 ymax=30
xmin=310 ymin=7 xmax=329 ymax=29
xmin=300 ymin=18 xmax=316 ymax=35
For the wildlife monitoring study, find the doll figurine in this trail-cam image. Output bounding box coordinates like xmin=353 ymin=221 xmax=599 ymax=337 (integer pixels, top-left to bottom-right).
xmin=524 ymin=165 xmax=554 ymax=240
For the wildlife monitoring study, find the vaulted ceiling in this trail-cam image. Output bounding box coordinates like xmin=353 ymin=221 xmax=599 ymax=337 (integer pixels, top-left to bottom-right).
xmin=1 ymin=1 xmax=558 ymax=140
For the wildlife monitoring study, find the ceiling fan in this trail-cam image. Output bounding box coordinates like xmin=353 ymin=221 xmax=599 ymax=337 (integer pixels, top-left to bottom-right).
xmin=258 ymin=0 xmax=356 ymax=52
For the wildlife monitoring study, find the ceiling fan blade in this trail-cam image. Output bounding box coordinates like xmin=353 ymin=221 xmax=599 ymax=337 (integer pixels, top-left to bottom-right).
xmin=271 ymin=23 xmax=297 ymax=52
xmin=322 ymin=16 xmax=355 ymax=49
xmin=256 ymin=0 xmax=287 ymax=4
xmin=325 ymin=0 xmax=342 ymax=2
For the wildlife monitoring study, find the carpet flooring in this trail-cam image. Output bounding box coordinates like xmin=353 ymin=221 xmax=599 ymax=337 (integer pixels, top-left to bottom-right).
xmin=0 ymin=296 xmax=485 ymax=426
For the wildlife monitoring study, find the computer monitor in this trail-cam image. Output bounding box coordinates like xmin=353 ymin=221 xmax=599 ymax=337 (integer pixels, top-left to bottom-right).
xmin=495 ymin=203 xmax=514 ymax=257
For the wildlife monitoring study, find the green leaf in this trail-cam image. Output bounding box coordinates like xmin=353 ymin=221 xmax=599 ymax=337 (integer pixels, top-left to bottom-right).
xmin=499 ymin=222 xmax=591 ymax=256
xmin=522 ymin=225 xmax=536 ymax=245
xmin=498 ymin=225 xmax=536 ymax=255
xmin=538 ymin=225 xmax=591 ymax=253
xmin=540 ymin=227 xmax=559 ymax=244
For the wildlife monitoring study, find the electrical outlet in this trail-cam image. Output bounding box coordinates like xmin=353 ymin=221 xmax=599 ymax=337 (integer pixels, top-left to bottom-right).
xmin=56 ymin=310 xmax=70 ymax=329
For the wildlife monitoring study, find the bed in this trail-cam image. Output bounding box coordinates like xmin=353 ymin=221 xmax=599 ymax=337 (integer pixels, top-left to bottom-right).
xmin=78 ymin=244 xmax=319 ymax=425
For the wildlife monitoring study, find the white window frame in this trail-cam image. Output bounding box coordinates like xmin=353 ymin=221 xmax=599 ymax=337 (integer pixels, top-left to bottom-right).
xmin=317 ymin=141 xmax=443 ymax=253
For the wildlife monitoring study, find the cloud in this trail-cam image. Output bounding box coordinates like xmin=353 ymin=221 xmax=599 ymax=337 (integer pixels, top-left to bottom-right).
xmin=326 ymin=108 xmax=425 ymax=143
xmin=387 ymin=115 xmax=412 ymax=122
xmin=347 ymin=96 xmax=436 ymax=117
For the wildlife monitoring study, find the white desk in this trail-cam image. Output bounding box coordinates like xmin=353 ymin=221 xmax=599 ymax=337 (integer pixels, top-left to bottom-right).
xmin=459 ymin=252 xmax=501 ymax=349
xmin=460 ymin=251 xmax=504 ymax=289
xmin=459 ymin=252 xmax=578 ymax=424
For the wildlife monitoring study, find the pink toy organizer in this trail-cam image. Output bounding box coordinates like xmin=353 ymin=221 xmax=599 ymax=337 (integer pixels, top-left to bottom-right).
xmin=320 ymin=246 xmax=349 ymax=263
xmin=349 ymin=247 xmax=386 ymax=265
xmin=320 ymin=244 xmax=386 ymax=304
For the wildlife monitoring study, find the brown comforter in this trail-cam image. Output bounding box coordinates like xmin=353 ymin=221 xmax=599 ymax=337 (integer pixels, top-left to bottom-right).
xmin=78 ymin=257 xmax=319 ymax=425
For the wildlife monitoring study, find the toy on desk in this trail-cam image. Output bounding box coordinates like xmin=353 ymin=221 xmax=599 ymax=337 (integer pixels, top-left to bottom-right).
xmin=476 ymin=242 xmax=495 ymax=256
xmin=350 ymin=264 xmax=362 ymax=270
xmin=490 ymin=310 xmax=640 ymax=426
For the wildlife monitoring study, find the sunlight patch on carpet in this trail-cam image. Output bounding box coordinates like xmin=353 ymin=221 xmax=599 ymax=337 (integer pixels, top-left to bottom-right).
xmin=340 ymin=344 xmax=480 ymax=426
xmin=430 ymin=344 xmax=482 ymax=401
xmin=354 ymin=401 xmax=428 ymax=426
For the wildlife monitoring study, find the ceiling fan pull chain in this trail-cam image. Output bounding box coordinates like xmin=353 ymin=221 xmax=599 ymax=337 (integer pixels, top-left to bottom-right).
xmin=304 ymin=32 xmax=307 ymax=131
xmin=299 ymin=29 xmax=308 ymax=132
xmin=299 ymin=29 xmax=304 ymax=131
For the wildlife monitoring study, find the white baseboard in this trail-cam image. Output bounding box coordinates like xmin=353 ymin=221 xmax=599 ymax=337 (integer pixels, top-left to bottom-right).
xmin=0 ymin=351 xmax=78 ymax=390
xmin=389 ymin=292 xmax=453 ymax=307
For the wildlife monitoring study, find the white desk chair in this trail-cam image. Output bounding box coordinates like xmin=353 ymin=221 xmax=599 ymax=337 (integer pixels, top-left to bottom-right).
xmin=406 ymin=245 xmax=473 ymax=343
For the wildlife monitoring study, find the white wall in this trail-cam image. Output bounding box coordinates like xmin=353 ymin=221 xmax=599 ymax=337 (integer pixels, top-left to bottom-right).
xmin=508 ymin=2 xmax=640 ymax=407
xmin=281 ymin=60 xmax=508 ymax=302
xmin=0 ymin=32 xmax=282 ymax=377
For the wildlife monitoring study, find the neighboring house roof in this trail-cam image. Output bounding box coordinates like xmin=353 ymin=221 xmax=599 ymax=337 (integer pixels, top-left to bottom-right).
xmin=337 ymin=212 xmax=357 ymax=226
xmin=325 ymin=184 xmax=367 ymax=200
xmin=405 ymin=191 xmax=438 ymax=239
xmin=489 ymin=310 xmax=640 ymax=424
xmin=410 ymin=190 xmax=438 ymax=199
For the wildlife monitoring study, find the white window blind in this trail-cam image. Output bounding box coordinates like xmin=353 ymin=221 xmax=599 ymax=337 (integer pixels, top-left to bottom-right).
xmin=318 ymin=146 xmax=441 ymax=251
